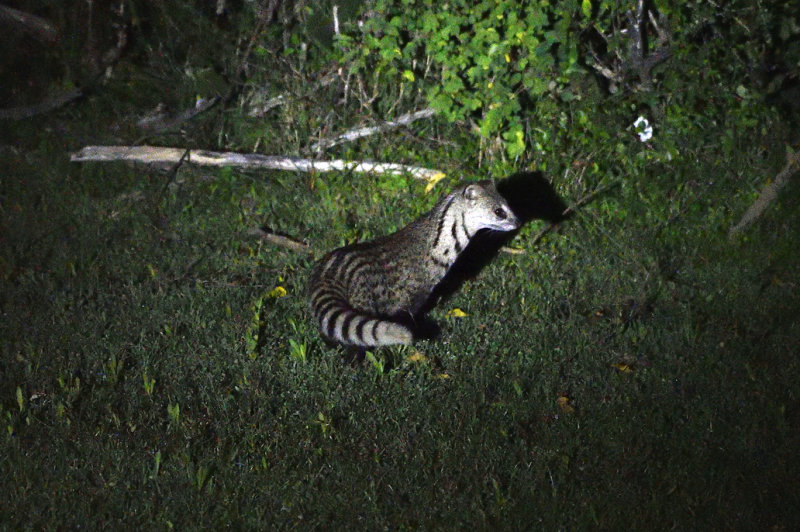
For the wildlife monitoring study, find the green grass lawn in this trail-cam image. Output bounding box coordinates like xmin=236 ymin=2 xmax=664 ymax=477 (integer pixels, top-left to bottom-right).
xmin=2 ymin=125 xmax=799 ymax=528
xmin=2 ymin=38 xmax=800 ymax=526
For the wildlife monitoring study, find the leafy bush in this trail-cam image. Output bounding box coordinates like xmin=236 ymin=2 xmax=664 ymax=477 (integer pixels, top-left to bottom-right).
xmin=340 ymin=1 xmax=799 ymax=162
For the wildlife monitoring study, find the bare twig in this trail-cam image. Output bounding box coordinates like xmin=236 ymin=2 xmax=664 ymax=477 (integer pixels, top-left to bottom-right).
xmin=332 ymin=4 xmax=340 ymax=36
xmin=247 ymin=94 xmax=286 ymax=117
xmin=590 ymin=55 xmax=623 ymax=84
xmin=246 ymin=71 xmax=337 ymax=117
xmin=590 ymin=1 xmax=671 ymax=91
xmin=70 ymin=145 xmax=445 ymax=180
xmin=311 ymin=108 xmax=436 ymax=152
xmin=135 ymin=96 xmax=220 ymax=140
xmin=529 ymin=181 xmax=621 ymax=247
xmin=0 ymin=88 xmax=83 ymax=121
xmin=159 ymin=149 xmax=191 ymax=197
xmin=500 ymin=246 xmax=526 ymax=255
xmin=248 ymin=227 xmax=313 ymax=254
xmin=0 ymin=4 xmax=58 ymax=43
xmin=729 ymin=151 xmax=800 ymax=237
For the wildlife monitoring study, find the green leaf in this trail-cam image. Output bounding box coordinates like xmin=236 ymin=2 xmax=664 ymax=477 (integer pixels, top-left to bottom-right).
xmin=504 ymin=126 xmax=526 ymax=159
xmin=582 ymin=0 xmax=592 ymax=19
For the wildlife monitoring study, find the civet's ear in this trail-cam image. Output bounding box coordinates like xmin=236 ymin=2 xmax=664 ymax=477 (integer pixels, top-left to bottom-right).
xmin=463 ymin=183 xmax=481 ymax=200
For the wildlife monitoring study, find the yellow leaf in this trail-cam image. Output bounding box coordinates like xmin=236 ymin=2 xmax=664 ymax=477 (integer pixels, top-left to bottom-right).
xmin=424 ymin=172 xmax=447 ymax=193
xmin=611 ymin=362 xmax=633 ymax=373
xmin=446 ymin=308 xmax=468 ymax=318
xmin=557 ymin=396 xmax=575 ymax=414
xmin=266 ymin=286 xmax=287 ymax=298
xmin=436 ymin=373 xmax=450 ymax=379
xmin=407 ymin=351 xmax=427 ymax=363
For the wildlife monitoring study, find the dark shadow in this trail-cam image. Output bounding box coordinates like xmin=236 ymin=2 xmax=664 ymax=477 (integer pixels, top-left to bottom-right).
xmin=420 ymin=171 xmax=570 ymax=315
xmin=496 ymin=170 xmax=570 ymax=225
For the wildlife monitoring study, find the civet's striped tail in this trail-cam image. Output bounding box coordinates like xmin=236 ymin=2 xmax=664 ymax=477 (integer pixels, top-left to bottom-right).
xmin=309 ymin=283 xmax=413 ymax=347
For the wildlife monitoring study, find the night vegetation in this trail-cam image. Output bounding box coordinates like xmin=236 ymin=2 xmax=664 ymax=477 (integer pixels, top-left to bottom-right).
xmin=2 ymin=0 xmax=799 ymax=528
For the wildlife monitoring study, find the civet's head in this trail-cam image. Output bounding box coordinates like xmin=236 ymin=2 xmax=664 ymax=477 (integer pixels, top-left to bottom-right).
xmin=461 ymin=181 xmax=520 ymax=234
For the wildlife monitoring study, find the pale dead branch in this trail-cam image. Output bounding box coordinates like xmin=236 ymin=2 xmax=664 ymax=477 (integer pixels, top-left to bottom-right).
xmin=729 ymin=151 xmax=800 ymax=237
xmin=70 ymin=145 xmax=445 ymax=180
xmin=311 ymin=108 xmax=436 ymax=152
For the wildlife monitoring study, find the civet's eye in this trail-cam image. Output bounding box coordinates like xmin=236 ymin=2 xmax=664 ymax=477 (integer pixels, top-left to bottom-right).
xmin=494 ymin=208 xmax=507 ymax=219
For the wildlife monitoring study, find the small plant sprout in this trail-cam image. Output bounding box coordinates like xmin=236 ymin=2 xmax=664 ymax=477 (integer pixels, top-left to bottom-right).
xmin=365 ymin=351 xmax=385 ymax=376
xmin=246 ymin=294 xmax=265 ymax=360
xmin=315 ymin=412 xmax=331 ymax=437
xmin=633 ymin=116 xmax=653 ymax=142
xmin=150 ymin=450 xmax=162 ymax=479
xmin=106 ymin=354 xmax=123 ymax=385
xmin=167 ymin=403 xmax=180 ymax=424
xmin=195 ymin=465 xmax=211 ymax=492
xmin=142 ymin=372 xmax=156 ymax=396
xmin=288 ymin=339 xmax=307 ymax=363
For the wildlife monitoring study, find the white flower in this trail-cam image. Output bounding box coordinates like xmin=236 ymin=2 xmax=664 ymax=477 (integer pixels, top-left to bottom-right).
xmin=633 ymin=116 xmax=653 ymax=142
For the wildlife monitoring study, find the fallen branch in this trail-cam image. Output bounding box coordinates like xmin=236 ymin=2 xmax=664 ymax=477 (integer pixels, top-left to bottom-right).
xmin=0 ymin=88 xmax=83 ymax=121
xmin=311 ymin=108 xmax=436 ymax=152
xmin=0 ymin=4 xmax=59 ymax=43
xmin=70 ymin=145 xmax=445 ymax=180
xmin=136 ymin=96 xmax=220 ymax=135
xmin=729 ymin=151 xmax=800 ymax=237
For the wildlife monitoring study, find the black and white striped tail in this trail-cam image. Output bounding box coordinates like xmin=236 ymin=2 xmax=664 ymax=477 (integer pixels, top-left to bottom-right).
xmin=310 ymin=286 xmax=413 ymax=347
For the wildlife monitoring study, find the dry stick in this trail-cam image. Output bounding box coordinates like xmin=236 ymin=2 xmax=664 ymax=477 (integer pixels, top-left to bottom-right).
xmin=0 ymin=4 xmax=59 ymax=43
xmin=247 ymin=94 xmax=286 ymax=118
xmin=729 ymin=151 xmax=800 ymax=237
xmin=135 ymin=96 xmax=220 ymax=141
xmin=517 ymin=180 xmax=622 ymax=251
xmin=158 ymin=148 xmax=191 ymax=197
xmin=70 ymin=145 xmax=445 ymax=181
xmin=310 ymin=108 xmax=436 ymax=152
xmin=248 ymin=71 xmax=339 ymax=118
xmin=248 ymin=228 xmax=312 ymax=254
xmin=0 ymin=88 xmax=83 ymax=121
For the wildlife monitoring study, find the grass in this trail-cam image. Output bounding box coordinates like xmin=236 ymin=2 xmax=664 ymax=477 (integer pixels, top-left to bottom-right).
xmin=2 ymin=26 xmax=800 ymax=531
